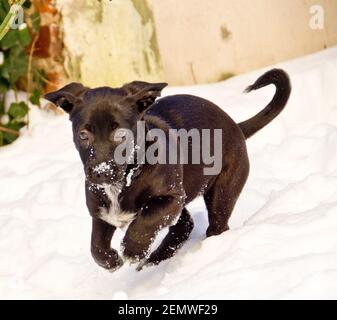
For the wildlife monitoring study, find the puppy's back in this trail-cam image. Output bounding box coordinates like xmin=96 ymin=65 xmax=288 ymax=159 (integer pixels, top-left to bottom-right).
xmin=146 ymin=94 xmax=239 ymax=133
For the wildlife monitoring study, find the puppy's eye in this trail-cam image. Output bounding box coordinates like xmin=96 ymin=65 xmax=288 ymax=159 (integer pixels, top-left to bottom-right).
xmin=111 ymin=122 xmax=118 ymax=130
xmin=79 ymin=130 xmax=89 ymax=140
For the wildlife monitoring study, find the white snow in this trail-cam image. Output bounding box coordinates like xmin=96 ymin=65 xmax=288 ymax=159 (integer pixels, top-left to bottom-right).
xmin=92 ymin=162 xmax=112 ymax=174
xmin=1 ymin=47 xmax=337 ymax=299
xmin=125 ymin=165 xmax=141 ymax=187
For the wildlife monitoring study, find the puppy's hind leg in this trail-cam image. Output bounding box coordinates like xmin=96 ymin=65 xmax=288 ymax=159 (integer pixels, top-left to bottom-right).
xmin=138 ymin=208 xmax=194 ymax=270
xmin=204 ymin=152 xmax=249 ymax=237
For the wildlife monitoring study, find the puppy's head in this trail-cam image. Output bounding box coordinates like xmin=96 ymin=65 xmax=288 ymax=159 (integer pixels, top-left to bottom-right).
xmin=44 ymin=81 xmax=167 ymax=185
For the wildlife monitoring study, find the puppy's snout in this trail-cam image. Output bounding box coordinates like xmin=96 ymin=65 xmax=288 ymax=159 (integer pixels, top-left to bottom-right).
xmin=92 ymin=169 xmax=110 ymax=181
xmin=86 ymin=161 xmax=115 ymax=184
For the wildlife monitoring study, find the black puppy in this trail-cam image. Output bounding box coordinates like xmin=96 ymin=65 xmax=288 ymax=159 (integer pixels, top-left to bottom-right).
xmin=45 ymin=69 xmax=291 ymax=271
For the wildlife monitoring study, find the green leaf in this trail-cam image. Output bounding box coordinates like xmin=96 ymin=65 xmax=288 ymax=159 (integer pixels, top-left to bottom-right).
xmin=23 ymin=0 xmax=32 ymax=9
xmin=10 ymin=42 xmax=24 ymax=57
xmin=0 ymin=0 xmax=35 ymax=146
xmin=0 ymin=1 xmax=10 ymax=22
xmin=0 ymin=63 xmax=9 ymax=79
xmin=0 ymin=9 xmax=6 ymax=23
xmin=3 ymin=131 xmax=17 ymax=144
xmin=0 ymin=99 xmax=4 ymax=114
xmin=2 ymin=121 xmax=24 ymax=144
xmin=18 ymin=24 xmax=31 ymax=47
xmin=29 ymin=88 xmax=41 ymax=106
xmin=33 ymin=68 xmax=47 ymax=88
xmin=1 ymin=30 xmax=19 ymax=50
xmin=30 ymin=11 xmax=41 ymax=34
xmin=2 ymin=47 xmax=28 ymax=85
xmin=0 ymin=0 xmax=10 ymax=13
xmin=8 ymin=101 xmax=29 ymax=119
xmin=0 ymin=76 xmax=9 ymax=93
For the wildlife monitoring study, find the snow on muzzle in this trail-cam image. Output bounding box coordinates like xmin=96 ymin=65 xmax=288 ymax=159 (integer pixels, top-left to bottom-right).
xmin=85 ymin=160 xmax=125 ymax=185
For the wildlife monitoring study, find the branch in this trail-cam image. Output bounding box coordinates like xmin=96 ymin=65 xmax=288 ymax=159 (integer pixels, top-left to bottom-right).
xmin=0 ymin=0 xmax=27 ymax=41
xmin=0 ymin=125 xmax=19 ymax=136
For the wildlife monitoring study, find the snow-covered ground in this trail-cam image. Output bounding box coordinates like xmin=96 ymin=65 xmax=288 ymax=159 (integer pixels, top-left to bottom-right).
xmin=1 ymin=47 xmax=337 ymax=299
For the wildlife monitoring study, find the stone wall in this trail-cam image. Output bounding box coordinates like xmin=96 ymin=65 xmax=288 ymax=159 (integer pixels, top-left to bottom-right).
xmin=54 ymin=0 xmax=163 ymax=87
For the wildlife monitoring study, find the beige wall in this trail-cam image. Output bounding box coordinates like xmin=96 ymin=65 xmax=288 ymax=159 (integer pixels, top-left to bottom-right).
xmin=152 ymin=0 xmax=337 ymax=85
xmin=55 ymin=0 xmax=337 ymax=87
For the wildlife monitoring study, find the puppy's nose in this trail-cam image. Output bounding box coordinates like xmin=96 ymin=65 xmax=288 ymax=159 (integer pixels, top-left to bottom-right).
xmin=91 ymin=170 xmax=111 ymax=184
xmin=86 ymin=162 xmax=114 ymax=184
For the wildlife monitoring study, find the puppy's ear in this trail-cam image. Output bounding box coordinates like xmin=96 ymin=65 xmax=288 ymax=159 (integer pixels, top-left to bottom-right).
xmin=44 ymin=83 xmax=89 ymax=114
xmin=122 ymin=81 xmax=167 ymax=113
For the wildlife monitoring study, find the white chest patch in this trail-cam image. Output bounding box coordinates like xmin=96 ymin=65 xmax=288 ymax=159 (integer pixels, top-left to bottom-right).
xmin=99 ymin=184 xmax=136 ymax=229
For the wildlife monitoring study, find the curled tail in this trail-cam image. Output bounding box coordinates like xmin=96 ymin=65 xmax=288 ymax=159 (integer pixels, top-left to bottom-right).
xmin=238 ymin=68 xmax=291 ymax=139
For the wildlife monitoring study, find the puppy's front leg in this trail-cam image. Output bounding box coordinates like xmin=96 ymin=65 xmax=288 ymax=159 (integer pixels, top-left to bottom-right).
xmin=122 ymin=196 xmax=183 ymax=263
xmin=91 ymin=218 xmax=123 ymax=271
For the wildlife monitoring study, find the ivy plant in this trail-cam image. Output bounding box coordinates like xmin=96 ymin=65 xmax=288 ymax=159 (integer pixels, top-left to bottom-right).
xmin=0 ymin=0 xmax=46 ymax=146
